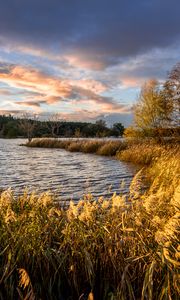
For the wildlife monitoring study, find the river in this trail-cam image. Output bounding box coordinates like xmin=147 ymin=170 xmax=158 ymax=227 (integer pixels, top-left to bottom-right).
xmin=0 ymin=139 xmax=136 ymax=202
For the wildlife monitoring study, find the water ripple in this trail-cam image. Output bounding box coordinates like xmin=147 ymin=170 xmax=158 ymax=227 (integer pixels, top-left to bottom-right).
xmin=0 ymin=139 xmax=137 ymax=201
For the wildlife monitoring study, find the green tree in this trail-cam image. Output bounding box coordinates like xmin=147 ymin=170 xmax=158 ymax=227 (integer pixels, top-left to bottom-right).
xmin=112 ymin=123 xmax=124 ymax=136
xmin=95 ymin=119 xmax=106 ymax=127
xmin=95 ymin=119 xmax=108 ymax=137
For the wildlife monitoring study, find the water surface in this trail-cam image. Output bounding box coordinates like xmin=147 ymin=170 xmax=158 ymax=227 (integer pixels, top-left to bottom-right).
xmin=0 ymin=139 xmax=136 ymax=201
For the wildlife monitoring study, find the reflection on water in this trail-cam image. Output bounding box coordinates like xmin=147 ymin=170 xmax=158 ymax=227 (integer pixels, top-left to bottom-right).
xmin=0 ymin=139 xmax=136 ymax=201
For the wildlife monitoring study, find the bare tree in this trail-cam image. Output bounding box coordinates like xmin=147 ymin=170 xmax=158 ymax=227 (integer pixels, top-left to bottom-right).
xmin=47 ymin=113 xmax=62 ymax=137
xmin=18 ymin=113 xmax=37 ymax=142
xmin=165 ymin=62 xmax=180 ymax=127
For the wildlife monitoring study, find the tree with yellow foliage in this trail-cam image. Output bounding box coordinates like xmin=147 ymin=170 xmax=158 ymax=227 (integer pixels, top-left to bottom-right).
xmin=133 ymin=79 xmax=173 ymax=136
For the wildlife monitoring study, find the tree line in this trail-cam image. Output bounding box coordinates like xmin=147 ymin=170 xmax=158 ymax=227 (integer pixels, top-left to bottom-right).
xmin=0 ymin=115 xmax=125 ymax=140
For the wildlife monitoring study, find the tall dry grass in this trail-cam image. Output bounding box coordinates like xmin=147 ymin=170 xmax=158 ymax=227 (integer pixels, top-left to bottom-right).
xmin=116 ymin=141 xmax=180 ymax=165
xmin=97 ymin=140 xmax=126 ymax=156
xmin=26 ymin=138 xmax=127 ymax=157
xmin=26 ymin=138 xmax=179 ymax=166
xmin=0 ymin=148 xmax=179 ymax=299
xmin=26 ymin=138 xmax=72 ymax=149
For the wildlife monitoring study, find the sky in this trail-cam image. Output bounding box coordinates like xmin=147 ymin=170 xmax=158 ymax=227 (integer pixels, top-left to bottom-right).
xmin=0 ymin=0 xmax=180 ymax=126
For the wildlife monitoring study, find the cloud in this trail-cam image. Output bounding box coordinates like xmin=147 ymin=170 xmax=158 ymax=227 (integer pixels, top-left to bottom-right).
xmin=15 ymin=100 xmax=46 ymax=108
xmin=0 ymin=62 xmax=14 ymax=74
xmin=0 ymin=109 xmax=27 ymax=115
xmin=46 ymin=109 xmax=131 ymax=124
xmin=0 ymin=62 xmax=129 ymax=114
xmin=69 ymin=79 xmax=108 ymax=94
xmin=64 ymin=54 xmax=107 ymax=71
xmin=0 ymin=0 xmax=180 ymax=70
xmin=0 ymin=1 xmax=180 ymax=124
xmin=0 ymin=64 xmax=71 ymax=104
xmin=90 ymin=44 xmax=180 ymax=93
xmin=0 ymin=89 xmax=12 ymax=96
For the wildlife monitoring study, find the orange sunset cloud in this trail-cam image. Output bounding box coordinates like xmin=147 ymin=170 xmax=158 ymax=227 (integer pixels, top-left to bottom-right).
xmin=0 ymin=64 xmax=129 ymax=114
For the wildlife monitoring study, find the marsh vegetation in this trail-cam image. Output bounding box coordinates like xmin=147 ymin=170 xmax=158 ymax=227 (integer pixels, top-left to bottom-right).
xmin=0 ymin=139 xmax=179 ymax=299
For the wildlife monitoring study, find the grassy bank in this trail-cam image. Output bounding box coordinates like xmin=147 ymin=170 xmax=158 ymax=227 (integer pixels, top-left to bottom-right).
xmin=26 ymin=137 xmax=179 ymax=165
xmin=0 ymin=146 xmax=179 ymax=299
xmin=26 ymin=138 xmax=124 ymax=156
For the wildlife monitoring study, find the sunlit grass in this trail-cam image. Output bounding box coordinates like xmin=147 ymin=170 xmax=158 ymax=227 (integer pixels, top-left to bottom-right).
xmin=97 ymin=140 xmax=126 ymax=156
xmin=26 ymin=138 xmax=127 ymax=156
xmin=0 ymin=147 xmax=179 ymax=299
xmin=116 ymin=141 xmax=180 ymax=165
xmin=26 ymin=138 xmax=179 ymax=165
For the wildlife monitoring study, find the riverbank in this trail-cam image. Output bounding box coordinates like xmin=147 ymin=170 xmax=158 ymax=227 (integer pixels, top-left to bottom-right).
xmin=26 ymin=137 xmax=179 ymax=165
xmin=0 ymin=140 xmax=179 ymax=299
